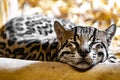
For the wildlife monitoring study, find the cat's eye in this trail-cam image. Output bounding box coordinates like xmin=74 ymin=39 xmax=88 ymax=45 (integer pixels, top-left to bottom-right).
xmin=66 ymin=42 xmax=77 ymax=51
xmin=96 ymin=44 xmax=103 ymax=49
xmin=98 ymin=52 xmax=103 ymax=56
xmin=66 ymin=43 xmax=72 ymax=47
xmin=71 ymin=42 xmax=79 ymax=47
xmin=89 ymin=36 xmax=92 ymax=40
xmin=89 ymin=35 xmax=94 ymax=41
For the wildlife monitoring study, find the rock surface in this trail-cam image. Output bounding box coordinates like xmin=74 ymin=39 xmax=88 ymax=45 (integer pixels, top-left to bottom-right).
xmin=0 ymin=58 xmax=120 ymax=80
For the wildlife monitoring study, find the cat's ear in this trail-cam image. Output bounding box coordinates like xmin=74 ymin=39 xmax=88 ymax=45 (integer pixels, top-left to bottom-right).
xmin=54 ymin=21 xmax=73 ymax=42
xmin=105 ymin=24 xmax=116 ymax=46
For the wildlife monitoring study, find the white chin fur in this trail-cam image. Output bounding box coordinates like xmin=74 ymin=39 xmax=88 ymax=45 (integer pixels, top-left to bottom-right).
xmin=67 ymin=61 xmax=93 ymax=70
xmin=59 ymin=57 xmax=94 ymax=69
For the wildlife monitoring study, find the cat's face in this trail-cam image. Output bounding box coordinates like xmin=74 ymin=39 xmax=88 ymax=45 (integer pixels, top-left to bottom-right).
xmin=54 ymin=21 xmax=116 ymax=70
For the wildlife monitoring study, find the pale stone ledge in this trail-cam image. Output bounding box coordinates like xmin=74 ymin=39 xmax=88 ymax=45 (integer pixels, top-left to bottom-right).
xmin=0 ymin=58 xmax=120 ymax=80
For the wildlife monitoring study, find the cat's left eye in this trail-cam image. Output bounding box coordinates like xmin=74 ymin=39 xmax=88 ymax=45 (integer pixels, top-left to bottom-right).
xmin=96 ymin=44 xmax=103 ymax=49
xmin=98 ymin=52 xmax=103 ymax=56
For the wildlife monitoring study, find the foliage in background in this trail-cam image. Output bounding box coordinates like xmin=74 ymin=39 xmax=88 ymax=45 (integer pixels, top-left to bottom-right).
xmin=1 ymin=0 xmax=120 ymax=28
xmin=18 ymin=0 xmax=120 ymax=29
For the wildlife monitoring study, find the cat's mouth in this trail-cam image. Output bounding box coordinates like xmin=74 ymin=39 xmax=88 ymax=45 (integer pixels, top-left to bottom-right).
xmin=68 ymin=58 xmax=94 ymax=70
xmin=59 ymin=56 xmax=94 ymax=70
xmin=73 ymin=61 xmax=92 ymax=69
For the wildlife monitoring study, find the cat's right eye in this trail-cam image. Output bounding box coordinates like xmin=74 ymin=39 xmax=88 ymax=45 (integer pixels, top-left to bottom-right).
xmin=71 ymin=42 xmax=79 ymax=47
xmin=89 ymin=35 xmax=94 ymax=40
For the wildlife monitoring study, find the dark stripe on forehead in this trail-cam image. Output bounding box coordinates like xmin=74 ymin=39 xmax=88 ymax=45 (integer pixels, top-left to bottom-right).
xmin=93 ymin=29 xmax=96 ymax=42
xmin=83 ymin=27 xmax=87 ymax=33
xmin=73 ymin=27 xmax=77 ymax=42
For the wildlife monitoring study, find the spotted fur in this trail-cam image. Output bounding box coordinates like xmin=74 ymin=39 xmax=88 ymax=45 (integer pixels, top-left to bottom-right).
xmin=0 ymin=14 xmax=118 ymax=70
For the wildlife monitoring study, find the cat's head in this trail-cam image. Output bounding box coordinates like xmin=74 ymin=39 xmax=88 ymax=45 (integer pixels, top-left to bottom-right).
xmin=54 ymin=21 xmax=116 ymax=70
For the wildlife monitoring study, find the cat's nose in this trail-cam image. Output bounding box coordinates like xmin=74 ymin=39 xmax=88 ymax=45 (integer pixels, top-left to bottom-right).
xmin=78 ymin=49 xmax=90 ymax=57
